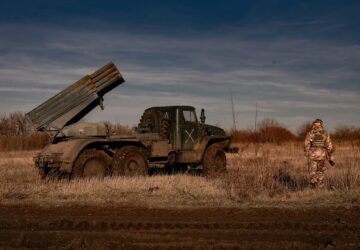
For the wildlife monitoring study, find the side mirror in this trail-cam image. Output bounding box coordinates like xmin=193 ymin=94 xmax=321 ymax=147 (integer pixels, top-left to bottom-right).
xmin=200 ymin=108 xmax=206 ymax=124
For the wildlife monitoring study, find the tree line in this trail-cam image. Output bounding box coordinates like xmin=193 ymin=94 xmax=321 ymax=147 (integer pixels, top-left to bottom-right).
xmin=0 ymin=112 xmax=359 ymax=151
xmin=230 ymin=118 xmax=360 ymax=144
xmin=0 ymin=112 xmax=50 ymax=151
xmin=0 ymin=112 xmax=132 ymax=151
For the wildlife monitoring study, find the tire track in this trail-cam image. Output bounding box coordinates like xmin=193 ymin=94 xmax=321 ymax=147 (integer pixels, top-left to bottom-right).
xmin=1 ymin=218 xmax=360 ymax=233
xmin=1 ymin=205 xmax=360 ymax=249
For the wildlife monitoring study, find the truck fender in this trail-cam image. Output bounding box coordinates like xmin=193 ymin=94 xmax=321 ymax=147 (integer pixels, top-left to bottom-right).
xmin=195 ymin=136 xmax=231 ymax=162
xmin=45 ymin=139 xmax=107 ymax=172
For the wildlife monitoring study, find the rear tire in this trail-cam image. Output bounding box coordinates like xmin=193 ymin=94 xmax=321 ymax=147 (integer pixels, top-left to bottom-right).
xmin=112 ymin=146 xmax=148 ymax=176
xmin=202 ymin=144 xmax=226 ymax=176
xmin=72 ymin=149 xmax=111 ymax=179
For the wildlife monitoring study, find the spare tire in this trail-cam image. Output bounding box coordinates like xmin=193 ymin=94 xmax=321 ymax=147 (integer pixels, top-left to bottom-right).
xmin=138 ymin=108 xmax=169 ymax=138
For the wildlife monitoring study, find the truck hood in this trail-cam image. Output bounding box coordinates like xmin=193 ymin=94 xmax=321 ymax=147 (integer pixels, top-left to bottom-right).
xmin=26 ymin=62 xmax=124 ymax=133
xmin=204 ymin=124 xmax=226 ymax=136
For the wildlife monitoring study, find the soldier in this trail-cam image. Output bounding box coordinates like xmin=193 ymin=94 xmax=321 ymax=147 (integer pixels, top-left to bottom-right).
xmin=304 ymin=119 xmax=334 ymax=189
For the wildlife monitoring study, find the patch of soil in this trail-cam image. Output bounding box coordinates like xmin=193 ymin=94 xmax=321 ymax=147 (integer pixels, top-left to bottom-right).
xmin=0 ymin=204 xmax=359 ymax=249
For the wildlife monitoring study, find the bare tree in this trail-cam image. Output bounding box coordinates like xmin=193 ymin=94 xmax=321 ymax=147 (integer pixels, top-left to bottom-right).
xmin=296 ymin=121 xmax=312 ymax=140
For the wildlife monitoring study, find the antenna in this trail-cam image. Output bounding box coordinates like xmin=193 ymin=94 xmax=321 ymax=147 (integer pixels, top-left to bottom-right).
xmin=254 ymin=102 xmax=258 ymax=131
xmin=229 ymin=88 xmax=237 ymax=132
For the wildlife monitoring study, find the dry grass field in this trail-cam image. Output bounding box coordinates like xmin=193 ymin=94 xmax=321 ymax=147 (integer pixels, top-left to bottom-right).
xmin=1 ymin=142 xmax=359 ymax=208
xmin=1 ymin=143 xmax=360 ymax=248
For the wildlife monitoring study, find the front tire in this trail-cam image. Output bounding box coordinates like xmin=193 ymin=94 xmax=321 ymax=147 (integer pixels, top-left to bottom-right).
xmin=72 ymin=149 xmax=111 ymax=179
xmin=112 ymin=146 xmax=148 ymax=176
xmin=202 ymin=144 xmax=227 ymax=176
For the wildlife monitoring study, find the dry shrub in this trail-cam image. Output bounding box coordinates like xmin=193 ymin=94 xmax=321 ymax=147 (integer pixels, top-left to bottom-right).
xmin=230 ymin=129 xmax=257 ymax=143
xmin=256 ymin=119 xmax=297 ymax=143
xmin=109 ymin=123 xmax=132 ymax=135
xmin=296 ymin=121 xmax=313 ymax=140
xmin=231 ymin=118 xmax=297 ymax=144
xmin=332 ymin=126 xmax=360 ymax=144
xmin=0 ymin=111 xmax=31 ymax=135
xmin=0 ymin=112 xmax=50 ymax=151
xmin=0 ymin=133 xmax=50 ymax=151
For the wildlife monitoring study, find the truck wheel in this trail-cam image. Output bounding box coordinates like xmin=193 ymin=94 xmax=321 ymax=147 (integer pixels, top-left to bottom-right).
xmin=202 ymin=144 xmax=226 ymax=176
xmin=112 ymin=146 xmax=148 ymax=176
xmin=72 ymin=149 xmax=111 ymax=179
xmin=138 ymin=109 xmax=169 ymax=138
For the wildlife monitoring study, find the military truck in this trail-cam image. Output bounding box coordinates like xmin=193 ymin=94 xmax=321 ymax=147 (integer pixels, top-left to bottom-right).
xmin=27 ymin=62 xmax=233 ymax=178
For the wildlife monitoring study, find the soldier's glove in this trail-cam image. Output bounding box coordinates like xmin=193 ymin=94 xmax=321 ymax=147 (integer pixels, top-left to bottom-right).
xmin=327 ymin=155 xmax=335 ymax=167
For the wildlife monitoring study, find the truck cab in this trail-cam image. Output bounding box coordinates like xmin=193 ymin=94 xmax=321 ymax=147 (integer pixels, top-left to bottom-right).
xmin=136 ymin=105 xmax=230 ymax=168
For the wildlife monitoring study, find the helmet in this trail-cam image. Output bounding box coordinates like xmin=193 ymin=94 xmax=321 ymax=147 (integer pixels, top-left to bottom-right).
xmin=313 ymin=118 xmax=323 ymax=125
xmin=311 ymin=118 xmax=324 ymax=131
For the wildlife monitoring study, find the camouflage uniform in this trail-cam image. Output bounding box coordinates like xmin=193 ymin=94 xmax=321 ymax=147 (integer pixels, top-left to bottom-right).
xmin=304 ymin=125 xmax=334 ymax=188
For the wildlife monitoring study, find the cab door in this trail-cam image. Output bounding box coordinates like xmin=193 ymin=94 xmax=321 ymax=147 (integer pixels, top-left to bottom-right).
xmin=180 ymin=109 xmax=200 ymax=150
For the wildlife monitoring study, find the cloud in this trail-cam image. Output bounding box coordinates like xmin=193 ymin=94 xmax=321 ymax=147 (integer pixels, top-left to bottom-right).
xmin=0 ymin=22 xmax=359 ymax=131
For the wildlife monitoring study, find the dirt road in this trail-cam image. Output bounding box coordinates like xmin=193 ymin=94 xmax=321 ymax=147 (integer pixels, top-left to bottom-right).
xmin=0 ymin=204 xmax=359 ymax=249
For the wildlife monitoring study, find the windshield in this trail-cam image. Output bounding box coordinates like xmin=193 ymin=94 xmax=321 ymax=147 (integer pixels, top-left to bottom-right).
xmin=183 ymin=110 xmax=197 ymax=123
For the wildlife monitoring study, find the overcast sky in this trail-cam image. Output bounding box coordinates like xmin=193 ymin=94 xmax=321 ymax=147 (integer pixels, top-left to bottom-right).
xmin=0 ymin=0 xmax=359 ymax=132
